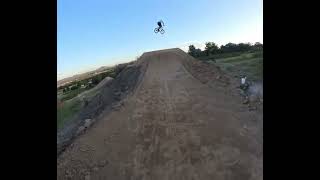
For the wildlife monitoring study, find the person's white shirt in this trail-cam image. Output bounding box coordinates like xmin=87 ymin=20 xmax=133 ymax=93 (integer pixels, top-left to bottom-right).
xmin=241 ymin=77 xmax=247 ymax=85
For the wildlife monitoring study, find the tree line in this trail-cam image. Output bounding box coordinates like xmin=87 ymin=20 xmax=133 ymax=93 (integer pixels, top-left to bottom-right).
xmin=188 ymin=42 xmax=263 ymax=58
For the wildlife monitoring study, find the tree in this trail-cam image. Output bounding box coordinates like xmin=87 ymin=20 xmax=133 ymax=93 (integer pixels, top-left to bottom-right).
xmin=188 ymin=45 xmax=197 ymax=57
xmin=253 ymin=42 xmax=263 ymax=50
xmin=238 ymin=43 xmax=251 ymax=52
xmin=204 ymin=42 xmax=219 ymax=55
xmin=220 ymin=43 xmax=237 ymax=53
xmin=194 ymin=48 xmax=203 ymax=57
xmin=188 ymin=45 xmax=204 ymax=57
xmin=92 ymin=77 xmax=100 ymax=85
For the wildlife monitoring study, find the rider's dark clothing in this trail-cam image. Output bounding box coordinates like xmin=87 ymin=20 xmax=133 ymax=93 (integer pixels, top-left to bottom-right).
xmin=157 ymin=21 xmax=162 ymax=28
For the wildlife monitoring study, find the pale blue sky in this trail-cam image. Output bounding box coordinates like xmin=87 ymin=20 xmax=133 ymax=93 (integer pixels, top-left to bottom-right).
xmin=58 ymin=0 xmax=263 ymax=80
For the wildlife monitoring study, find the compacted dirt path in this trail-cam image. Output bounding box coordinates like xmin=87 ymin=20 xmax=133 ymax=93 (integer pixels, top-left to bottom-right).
xmin=57 ymin=49 xmax=263 ymax=180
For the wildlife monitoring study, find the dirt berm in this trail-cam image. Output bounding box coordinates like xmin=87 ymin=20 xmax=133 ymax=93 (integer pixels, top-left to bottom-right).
xmin=57 ymin=60 xmax=148 ymax=156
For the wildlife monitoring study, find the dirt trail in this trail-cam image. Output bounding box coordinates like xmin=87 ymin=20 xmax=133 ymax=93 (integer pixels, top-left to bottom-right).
xmin=57 ymin=48 xmax=262 ymax=180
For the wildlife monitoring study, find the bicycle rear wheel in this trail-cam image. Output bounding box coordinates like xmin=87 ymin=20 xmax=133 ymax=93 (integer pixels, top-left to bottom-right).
xmin=154 ymin=28 xmax=159 ymax=33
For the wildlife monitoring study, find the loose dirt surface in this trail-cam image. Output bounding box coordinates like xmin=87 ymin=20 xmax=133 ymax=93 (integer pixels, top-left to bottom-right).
xmin=57 ymin=48 xmax=263 ymax=180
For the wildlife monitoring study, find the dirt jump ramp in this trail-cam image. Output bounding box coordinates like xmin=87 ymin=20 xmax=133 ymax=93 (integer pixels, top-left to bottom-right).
xmin=57 ymin=48 xmax=263 ymax=180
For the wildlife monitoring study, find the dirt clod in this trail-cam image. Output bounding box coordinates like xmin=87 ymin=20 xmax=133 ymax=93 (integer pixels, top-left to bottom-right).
xmin=98 ymin=160 xmax=108 ymax=167
xmin=84 ymin=119 xmax=92 ymax=128
xmin=84 ymin=174 xmax=90 ymax=180
xmin=76 ymin=126 xmax=85 ymax=135
xmin=243 ymin=98 xmax=249 ymax=104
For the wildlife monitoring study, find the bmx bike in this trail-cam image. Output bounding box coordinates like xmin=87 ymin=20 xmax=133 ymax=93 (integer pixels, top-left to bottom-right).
xmin=154 ymin=27 xmax=165 ymax=34
xmin=154 ymin=20 xmax=165 ymax=34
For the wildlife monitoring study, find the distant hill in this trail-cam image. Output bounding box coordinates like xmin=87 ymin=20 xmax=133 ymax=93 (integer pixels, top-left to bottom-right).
xmin=57 ymin=66 xmax=111 ymax=87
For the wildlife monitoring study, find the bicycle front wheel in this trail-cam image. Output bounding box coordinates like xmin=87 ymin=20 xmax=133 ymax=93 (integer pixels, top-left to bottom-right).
xmin=160 ymin=29 xmax=165 ymax=34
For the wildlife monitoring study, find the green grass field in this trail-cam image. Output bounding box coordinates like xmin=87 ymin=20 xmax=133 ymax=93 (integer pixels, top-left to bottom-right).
xmin=198 ymin=51 xmax=244 ymax=61
xmin=204 ymin=51 xmax=263 ymax=82
xmin=57 ymin=79 xmax=106 ymax=129
xmin=57 ymin=67 xmax=118 ymax=130
xmin=57 ymin=98 xmax=82 ymax=129
xmin=60 ymin=88 xmax=89 ymax=101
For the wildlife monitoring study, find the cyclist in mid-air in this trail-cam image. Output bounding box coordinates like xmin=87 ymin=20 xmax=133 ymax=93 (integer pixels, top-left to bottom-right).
xmin=157 ymin=20 xmax=164 ymax=29
xmin=155 ymin=20 xmax=165 ymax=34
